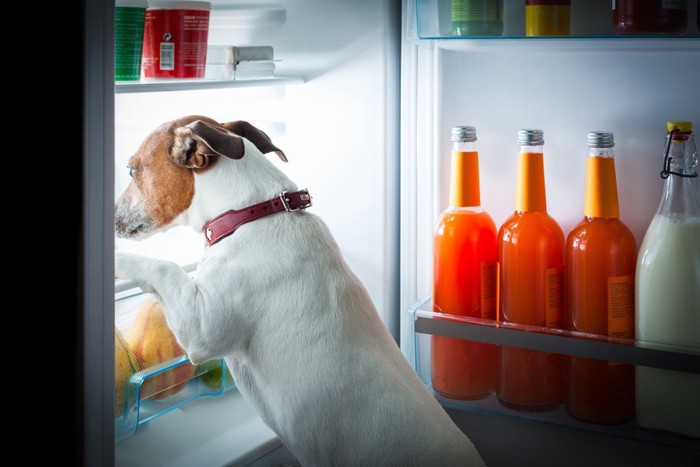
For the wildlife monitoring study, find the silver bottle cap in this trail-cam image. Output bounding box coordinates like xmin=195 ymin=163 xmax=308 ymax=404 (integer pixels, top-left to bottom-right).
xmin=587 ymin=131 xmax=615 ymax=148
xmin=451 ymin=126 xmax=477 ymax=143
xmin=518 ymin=129 xmax=544 ymax=146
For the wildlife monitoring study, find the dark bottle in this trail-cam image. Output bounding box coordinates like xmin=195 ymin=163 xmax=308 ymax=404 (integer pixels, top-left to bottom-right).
xmin=613 ymin=0 xmax=688 ymax=35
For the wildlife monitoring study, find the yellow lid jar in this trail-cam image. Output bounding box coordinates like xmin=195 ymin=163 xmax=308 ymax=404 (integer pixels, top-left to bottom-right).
xmin=525 ymin=0 xmax=571 ymax=37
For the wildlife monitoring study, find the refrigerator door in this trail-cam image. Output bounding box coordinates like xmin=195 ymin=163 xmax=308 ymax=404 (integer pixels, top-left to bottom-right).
xmin=400 ymin=0 xmax=700 ymax=464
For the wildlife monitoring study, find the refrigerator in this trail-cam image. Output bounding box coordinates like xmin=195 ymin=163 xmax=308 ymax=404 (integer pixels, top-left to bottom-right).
xmin=78 ymin=0 xmax=700 ymax=465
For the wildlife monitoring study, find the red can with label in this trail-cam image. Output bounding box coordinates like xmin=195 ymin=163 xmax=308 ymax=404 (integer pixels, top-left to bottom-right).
xmin=142 ymin=1 xmax=211 ymax=78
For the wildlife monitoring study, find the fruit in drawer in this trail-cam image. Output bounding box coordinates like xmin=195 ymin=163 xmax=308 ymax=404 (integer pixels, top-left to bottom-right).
xmin=126 ymin=300 xmax=196 ymax=400
xmin=200 ymin=365 xmax=224 ymax=390
xmin=201 ymin=364 xmax=234 ymax=390
xmin=115 ymin=328 xmax=140 ymax=417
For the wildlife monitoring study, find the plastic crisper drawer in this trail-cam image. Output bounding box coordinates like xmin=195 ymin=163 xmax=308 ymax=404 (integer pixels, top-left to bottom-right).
xmin=115 ymin=286 xmax=235 ymax=442
xmin=405 ymin=297 xmax=700 ymax=452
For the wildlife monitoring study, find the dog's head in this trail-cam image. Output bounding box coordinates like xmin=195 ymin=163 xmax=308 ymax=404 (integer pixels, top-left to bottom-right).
xmin=115 ymin=115 xmax=286 ymax=238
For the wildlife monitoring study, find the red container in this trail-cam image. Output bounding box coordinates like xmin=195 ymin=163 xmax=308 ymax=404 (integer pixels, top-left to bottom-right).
xmin=613 ymin=0 xmax=688 ymax=35
xmin=142 ymin=1 xmax=211 ymax=78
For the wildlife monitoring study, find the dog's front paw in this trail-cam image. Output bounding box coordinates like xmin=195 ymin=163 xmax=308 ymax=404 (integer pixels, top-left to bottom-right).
xmin=115 ymin=251 xmax=141 ymax=280
xmin=115 ymin=251 xmax=157 ymax=294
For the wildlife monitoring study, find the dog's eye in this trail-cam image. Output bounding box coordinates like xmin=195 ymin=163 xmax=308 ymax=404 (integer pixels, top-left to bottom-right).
xmin=128 ymin=166 xmax=135 ymax=177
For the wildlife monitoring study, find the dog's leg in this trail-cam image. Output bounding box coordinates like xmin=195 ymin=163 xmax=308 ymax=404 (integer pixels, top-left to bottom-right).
xmin=115 ymin=251 xmax=195 ymax=299
xmin=115 ymin=251 xmax=219 ymax=364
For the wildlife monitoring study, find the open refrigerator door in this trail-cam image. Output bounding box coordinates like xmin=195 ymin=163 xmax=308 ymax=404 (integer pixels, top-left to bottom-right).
xmin=399 ymin=1 xmax=699 ymax=464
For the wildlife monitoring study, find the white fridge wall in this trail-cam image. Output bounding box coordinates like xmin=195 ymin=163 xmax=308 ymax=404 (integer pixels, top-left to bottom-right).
xmin=115 ymin=0 xmax=400 ymax=337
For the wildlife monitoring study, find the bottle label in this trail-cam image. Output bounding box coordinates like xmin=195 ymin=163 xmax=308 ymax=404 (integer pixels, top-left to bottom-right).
xmin=450 ymin=151 xmax=481 ymax=207
xmin=607 ymin=274 xmax=634 ymax=366
xmin=545 ymin=268 xmax=563 ymax=328
xmin=515 ymin=152 xmax=547 ymax=213
xmin=480 ymin=261 xmax=499 ymax=320
xmin=583 ymin=156 xmax=620 ymax=219
xmin=115 ymin=7 xmax=147 ymax=80
xmin=661 ymin=0 xmax=687 ymax=10
xmin=608 ymin=275 xmax=634 ymax=339
xmin=452 ymin=0 xmax=498 ymax=22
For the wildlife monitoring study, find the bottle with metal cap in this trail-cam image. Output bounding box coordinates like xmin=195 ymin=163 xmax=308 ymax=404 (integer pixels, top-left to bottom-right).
xmin=496 ymin=128 xmax=565 ymax=412
xmin=565 ymin=131 xmax=637 ymax=424
xmin=636 ymin=121 xmax=699 ymax=438
xmin=432 ymin=125 xmax=498 ymax=401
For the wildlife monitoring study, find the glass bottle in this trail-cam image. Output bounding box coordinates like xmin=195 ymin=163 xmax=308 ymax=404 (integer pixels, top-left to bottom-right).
xmin=525 ymin=0 xmax=571 ymax=37
xmin=636 ymin=121 xmax=700 ymax=438
xmin=451 ymin=0 xmax=504 ymax=36
xmin=497 ymin=129 xmax=565 ymax=411
xmin=432 ymin=126 xmax=499 ymax=400
xmin=565 ymin=131 xmax=637 ymax=424
xmin=613 ymin=0 xmax=688 ymax=35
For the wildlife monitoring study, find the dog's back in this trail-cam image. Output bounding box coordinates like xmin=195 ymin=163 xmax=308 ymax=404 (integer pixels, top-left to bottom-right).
xmin=218 ymin=211 xmax=486 ymax=466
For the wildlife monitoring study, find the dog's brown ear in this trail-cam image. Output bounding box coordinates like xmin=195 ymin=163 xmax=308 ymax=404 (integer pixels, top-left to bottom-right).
xmin=171 ymin=120 xmax=246 ymax=168
xmin=222 ymin=120 xmax=288 ymax=162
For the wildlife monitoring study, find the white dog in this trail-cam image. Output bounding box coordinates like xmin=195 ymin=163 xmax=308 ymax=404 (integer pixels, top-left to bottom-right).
xmin=115 ymin=115 xmax=486 ymax=466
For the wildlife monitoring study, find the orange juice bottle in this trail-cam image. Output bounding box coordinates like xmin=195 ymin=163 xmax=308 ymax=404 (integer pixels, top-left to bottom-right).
xmin=565 ymin=131 xmax=637 ymax=424
xmin=497 ymin=129 xmax=565 ymax=411
xmin=432 ymin=126 xmax=498 ymax=400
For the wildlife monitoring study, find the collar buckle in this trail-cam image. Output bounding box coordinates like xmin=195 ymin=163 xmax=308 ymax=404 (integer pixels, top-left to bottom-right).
xmin=279 ymin=189 xmax=312 ymax=212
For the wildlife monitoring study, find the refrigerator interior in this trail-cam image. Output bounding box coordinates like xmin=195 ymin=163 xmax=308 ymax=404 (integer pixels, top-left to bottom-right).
xmin=112 ymin=0 xmax=400 ymax=465
xmin=82 ymin=0 xmax=700 ymax=464
xmin=399 ymin=0 xmax=700 ymax=464
xmin=115 ymin=0 xmax=400 ymax=335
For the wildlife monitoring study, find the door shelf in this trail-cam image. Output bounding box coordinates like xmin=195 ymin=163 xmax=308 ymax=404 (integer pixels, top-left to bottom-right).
xmin=115 ymin=76 xmax=303 ymax=94
xmin=405 ymin=297 xmax=700 ymax=452
xmin=411 ymin=0 xmax=700 ymax=46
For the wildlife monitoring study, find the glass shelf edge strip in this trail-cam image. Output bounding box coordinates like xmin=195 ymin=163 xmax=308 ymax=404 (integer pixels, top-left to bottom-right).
xmin=115 ymin=76 xmax=304 ymax=94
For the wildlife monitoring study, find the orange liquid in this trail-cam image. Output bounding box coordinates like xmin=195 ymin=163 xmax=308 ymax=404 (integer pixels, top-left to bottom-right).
xmin=497 ymin=151 xmax=566 ymax=411
xmin=432 ymin=209 xmax=498 ymax=400
xmin=566 ymin=217 xmax=637 ymax=423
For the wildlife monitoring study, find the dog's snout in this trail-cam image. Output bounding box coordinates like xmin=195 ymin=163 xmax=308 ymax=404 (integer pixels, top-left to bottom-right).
xmin=115 ymin=194 xmax=154 ymax=239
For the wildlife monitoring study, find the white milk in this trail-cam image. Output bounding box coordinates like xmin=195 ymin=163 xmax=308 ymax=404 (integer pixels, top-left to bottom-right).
xmin=636 ymin=214 xmax=700 ymax=438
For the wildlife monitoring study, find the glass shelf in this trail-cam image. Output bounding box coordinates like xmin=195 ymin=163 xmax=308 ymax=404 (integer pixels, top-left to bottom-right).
xmin=115 ymin=76 xmax=303 ymax=94
xmin=419 ymin=36 xmax=700 ymax=53
xmin=405 ymin=297 xmax=700 ymax=452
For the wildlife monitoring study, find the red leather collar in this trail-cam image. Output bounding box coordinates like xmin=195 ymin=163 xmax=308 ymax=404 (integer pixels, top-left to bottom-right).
xmin=202 ymin=189 xmax=312 ymax=246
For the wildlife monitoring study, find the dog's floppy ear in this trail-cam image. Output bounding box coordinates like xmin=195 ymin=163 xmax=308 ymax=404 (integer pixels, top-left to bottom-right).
xmin=171 ymin=120 xmax=246 ymax=169
xmin=222 ymin=120 xmax=288 ymax=162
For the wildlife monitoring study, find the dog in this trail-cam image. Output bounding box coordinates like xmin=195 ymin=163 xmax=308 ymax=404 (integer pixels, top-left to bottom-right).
xmin=115 ymin=115 xmax=486 ymax=466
